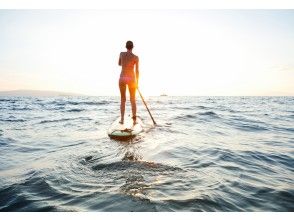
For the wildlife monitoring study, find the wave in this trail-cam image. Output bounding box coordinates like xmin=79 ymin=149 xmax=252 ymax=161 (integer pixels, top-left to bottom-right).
xmin=175 ymin=114 xmax=197 ymax=120
xmin=226 ymin=183 xmax=294 ymax=211
xmin=39 ymin=118 xmax=72 ymax=124
xmin=251 ymin=188 xmax=294 ymax=211
xmin=242 ymin=151 xmax=294 ymax=170
xmin=173 ymin=106 xmax=194 ymax=110
xmin=225 ymin=115 xmax=270 ymax=132
xmin=0 ymin=138 xmax=14 ymax=147
xmin=62 ymin=141 xmax=86 ymax=148
xmin=162 ymin=196 xmax=245 ymax=211
xmin=199 ymin=111 xmax=219 ymax=117
xmin=47 ymin=100 xmax=109 ymax=106
xmin=0 ymin=176 xmax=72 ymax=211
xmin=71 ymin=101 xmax=109 ymax=106
xmin=0 ymin=99 xmax=17 ymax=102
xmin=0 ymin=118 xmax=26 ymax=122
xmin=92 ymin=161 xmax=181 ymax=173
xmin=10 ymin=107 xmax=33 ymax=111
xmin=233 ymin=122 xmax=269 ymax=132
xmin=14 ymin=146 xmax=45 ymax=153
xmin=284 ymin=127 xmax=294 ymax=132
xmin=38 ymin=116 xmax=93 ymax=124
xmin=174 ymin=111 xmax=219 ymax=121
xmin=66 ymin=108 xmax=85 ymax=112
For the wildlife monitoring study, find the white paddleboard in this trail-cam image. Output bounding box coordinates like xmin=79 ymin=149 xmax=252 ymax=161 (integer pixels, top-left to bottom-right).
xmin=108 ymin=116 xmax=144 ymax=140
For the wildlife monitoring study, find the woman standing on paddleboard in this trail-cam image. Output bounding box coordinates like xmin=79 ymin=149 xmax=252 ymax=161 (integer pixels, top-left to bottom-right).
xmin=118 ymin=41 xmax=139 ymax=125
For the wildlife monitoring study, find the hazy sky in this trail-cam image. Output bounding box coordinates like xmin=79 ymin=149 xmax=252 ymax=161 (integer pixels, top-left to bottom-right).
xmin=0 ymin=10 xmax=293 ymax=96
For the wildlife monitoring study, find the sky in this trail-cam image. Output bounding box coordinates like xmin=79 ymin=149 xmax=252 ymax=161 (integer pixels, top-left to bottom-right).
xmin=0 ymin=10 xmax=293 ymax=96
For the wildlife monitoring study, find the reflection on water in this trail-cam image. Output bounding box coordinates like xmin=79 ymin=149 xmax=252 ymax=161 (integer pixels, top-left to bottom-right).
xmin=119 ymin=140 xmax=148 ymax=199
xmin=119 ymin=140 xmax=143 ymax=162
xmin=120 ymin=171 xmax=150 ymax=199
xmin=0 ymin=96 xmax=293 ymax=211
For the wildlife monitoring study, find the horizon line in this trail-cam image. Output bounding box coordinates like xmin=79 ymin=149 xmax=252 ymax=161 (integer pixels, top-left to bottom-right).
xmin=0 ymin=89 xmax=293 ymax=97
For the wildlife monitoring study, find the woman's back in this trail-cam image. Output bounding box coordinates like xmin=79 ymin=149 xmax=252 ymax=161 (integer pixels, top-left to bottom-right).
xmin=120 ymin=52 xmax=138 ymax=77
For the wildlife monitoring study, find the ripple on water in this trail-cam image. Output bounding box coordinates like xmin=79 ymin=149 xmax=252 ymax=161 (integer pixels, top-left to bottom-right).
xmin=0 ymin=96 xmax=293 ymax=211
xmin=0 ymin=175 xmax=74 ymax=211
xmin=91 ymin=160 xmax=182 ymax=173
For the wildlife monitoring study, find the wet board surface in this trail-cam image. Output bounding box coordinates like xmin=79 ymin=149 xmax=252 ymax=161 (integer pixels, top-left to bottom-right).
xmin=108 ymin=116 xmax=144 ymax=140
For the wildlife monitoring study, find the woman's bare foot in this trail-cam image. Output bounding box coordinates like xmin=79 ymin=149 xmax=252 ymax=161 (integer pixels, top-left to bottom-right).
xmin=132 ymin=116 xmax=137 ymax=125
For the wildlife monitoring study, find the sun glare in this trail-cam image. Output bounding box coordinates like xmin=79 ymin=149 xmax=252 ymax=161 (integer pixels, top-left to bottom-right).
xmin=0 ymin=10 xmax=293 ymax=96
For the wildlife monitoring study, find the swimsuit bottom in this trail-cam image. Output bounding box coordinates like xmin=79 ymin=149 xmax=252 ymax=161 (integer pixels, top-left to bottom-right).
xmin=119 ymin=76 xmax=136 ymax=88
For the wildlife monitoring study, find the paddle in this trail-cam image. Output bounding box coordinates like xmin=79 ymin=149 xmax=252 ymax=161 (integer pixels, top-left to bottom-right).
xmin=137 ymin=88 xmax=157 ymax=125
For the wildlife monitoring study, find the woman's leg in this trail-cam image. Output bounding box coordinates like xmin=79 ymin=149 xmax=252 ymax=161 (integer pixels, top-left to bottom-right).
xmin=129 ymin=84 xmax=137 ymax=124
xmin=119 ymin=82 xmax=126 ymax=123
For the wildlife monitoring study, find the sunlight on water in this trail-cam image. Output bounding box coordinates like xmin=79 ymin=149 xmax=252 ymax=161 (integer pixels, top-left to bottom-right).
xmin=0 ymin=96 xmax=293 ymax=211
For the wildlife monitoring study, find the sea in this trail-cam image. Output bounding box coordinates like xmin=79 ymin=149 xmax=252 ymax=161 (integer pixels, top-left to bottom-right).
xmin=0 ymin=96 xmax=293 ymax=211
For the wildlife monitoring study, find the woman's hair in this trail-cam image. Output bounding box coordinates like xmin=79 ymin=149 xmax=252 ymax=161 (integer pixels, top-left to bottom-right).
xmin=126 ymin=41 xmax=134 ymax=50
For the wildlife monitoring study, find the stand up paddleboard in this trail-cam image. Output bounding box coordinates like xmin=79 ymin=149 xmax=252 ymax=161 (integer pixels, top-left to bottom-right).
xmin=108 ymin=116 xmax=144 ymax=140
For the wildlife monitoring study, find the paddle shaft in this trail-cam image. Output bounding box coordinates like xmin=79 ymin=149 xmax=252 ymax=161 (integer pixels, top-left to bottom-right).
xmin=137 ymin=89 xmax=157 ymax=125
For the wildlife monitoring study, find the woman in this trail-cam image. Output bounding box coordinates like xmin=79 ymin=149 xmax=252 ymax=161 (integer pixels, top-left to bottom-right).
xmin=118 ymin=41 xmax=139 ymax=125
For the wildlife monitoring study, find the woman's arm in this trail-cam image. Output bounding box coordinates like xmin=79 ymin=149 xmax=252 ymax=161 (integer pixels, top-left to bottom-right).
xmin=135 ymin=57 xmax=139 ymax=87
xmin=118 ymin=52 xmax=122 ymax=66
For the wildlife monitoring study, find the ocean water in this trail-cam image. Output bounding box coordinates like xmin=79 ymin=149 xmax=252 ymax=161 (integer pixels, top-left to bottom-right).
xmin=0 ymin=96 xmax=293 ymax=211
